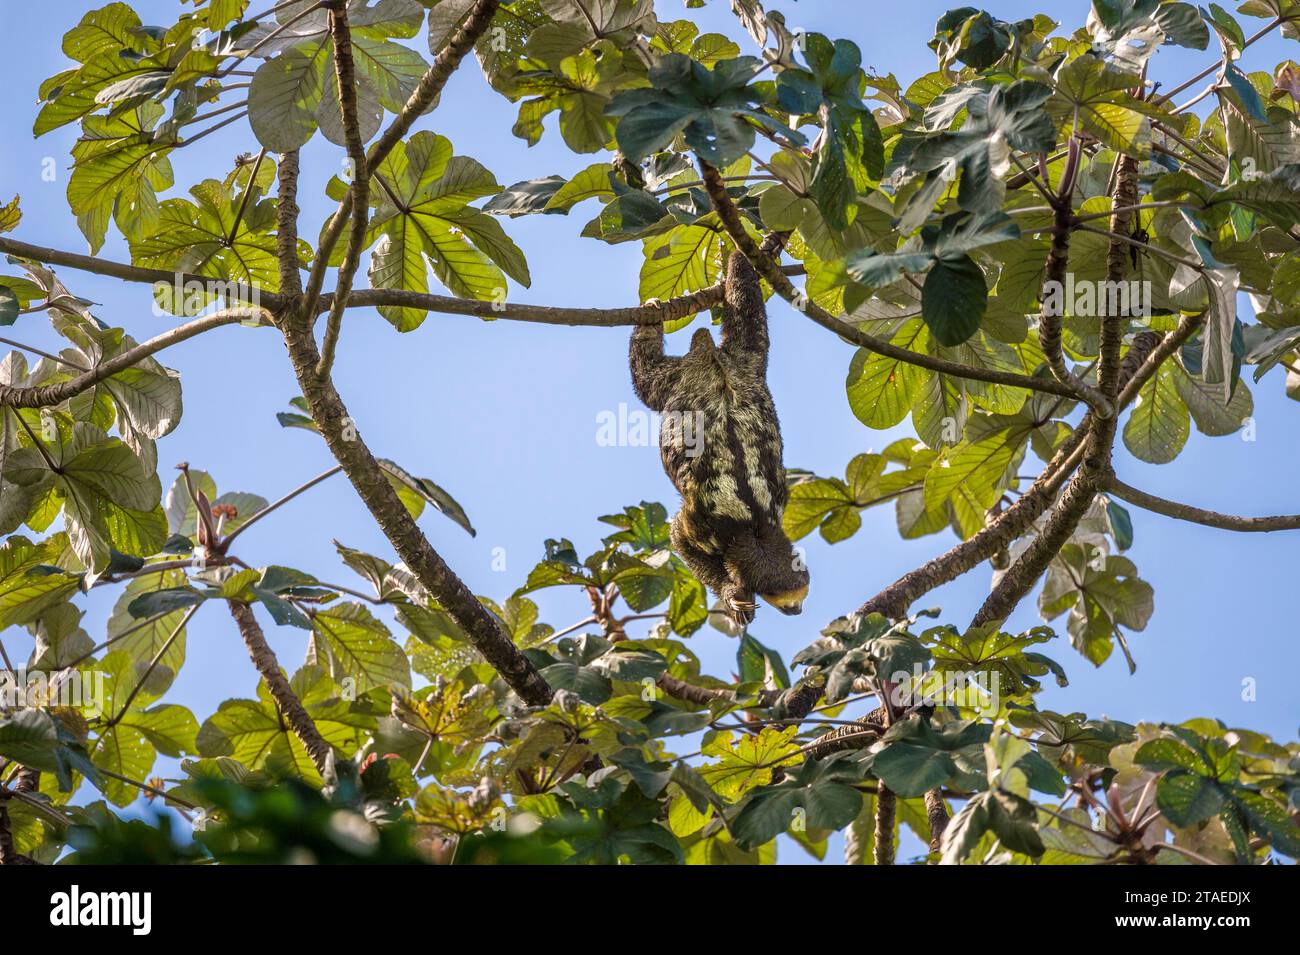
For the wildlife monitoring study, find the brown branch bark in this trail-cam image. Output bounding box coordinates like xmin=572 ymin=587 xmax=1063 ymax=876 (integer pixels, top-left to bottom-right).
xmin=1037 ymin=196 xmax=1112 ymax=414
xmin=228 ymin=599 xmax=333 ymax=774
xmin=0 ymin=307 xmax=266 ymax=408
xmin=327 ymin=284 xmax=727 ymax=326
xmin=1100 ymin=155 xmax=1140 ymax=398
xmin=970 ymin=155 xmax=1142 ymax=627
xmin=316 ymin=0 xmax=369 ymax=377
xmin=0 ymin=236 xmax=277 ymax=307
xmin=276 ymin=150 xmax=304 ymax=297
xmin=1106 ymin=477 xmax=1300 ymax=532
xmin=696 ymin=161 xmax=1098 ymax=405
xmin=925 ymin=788 xmax=949 ymax=854
xmin=874 ymin=785 xmax=897 ymax=865
xmin=655 ymin=672 xmax=735 ymax=707
xmin=274 ymin=158 xmax=552 ymax=707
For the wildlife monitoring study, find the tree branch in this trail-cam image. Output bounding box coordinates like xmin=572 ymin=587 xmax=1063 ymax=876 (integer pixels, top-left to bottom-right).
xmin=0 ymin=307 xmax=267 ymax=408
xmin=857 ymin=426 xmax=1090 ymax=621
xmin=969 ymin=154 xmax=1144 ymax=627
xmin=0 ymin=237 xmax=277 ymax=309
xmin=924 ymin=788 xmax=949 ymax=855
xmin=276 ymin=151 xmax=305 ymax=299
xmin=316 ymin=0 xmax=369 ymax=378
xmin=228 ymin=599 xmax=334 ymax=775
xmin=874 ymin=785 xmax=897 ymax=865
xmin=1106 ymin=477 xmax=1300 ymax=532
xmin=273 ymin=152 xmax=551 ymax=707
xmin=325 ymin=284 xmax=727 ymax=326
xmin=696 ymin=161 xmax=1097 ymax=405
xmin=222 ymin=465 xmax=343 ymax=547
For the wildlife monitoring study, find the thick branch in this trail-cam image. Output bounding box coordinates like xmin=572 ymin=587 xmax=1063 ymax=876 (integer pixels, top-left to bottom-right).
xmin=275 ymin=146 xmax=552 ymax=707
xmin=316 ymin=0 xmax=370 ymax=377
xmin=228 ymin=599 xmax=333 ymax=774
xmin=1038 ymin=203 xmax=1073 ymax=383
xmin=279 ymin=316 xmax=554 ymax=704
xmin=276 ymin=151 xmax=304 ymax=297
xmin=0 ymin=235 xmax=762 ymax=334
xmin=1106 ymin=477 xmax=1300 ymax=532
xmin=0 ymin=307 xmax=266 ymax=408
xmin=924 ymin=788 xmax=949 ymax=855
xmin=874 ymin=785 xmax=897 ymax=865
xmin=969 ymin=159 xmax=1142 ymax=627
xmin=970 ymin=458 xmax=1104 ymax=627
xmin=696 ymin=162 xmax=1096 ymax=405
xmin=1100 ymin=156 xmax=1140 ymax=398
xmin=656 ymin=672 xmax=734 ymax=707
xmin=856 ymin=426 xmax=1090 ymax=620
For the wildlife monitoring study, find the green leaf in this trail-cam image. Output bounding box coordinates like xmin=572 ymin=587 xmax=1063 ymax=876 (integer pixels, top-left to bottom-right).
xmin=1156 ymin=771 xmax=1226 ymax=827
xmin=922 ymin=255 xmax=987 ymax=346
xmin=376 ymin=458 xmax=475 ymax=536
xmin=248 ymin=41 xmax=330 ymax=151
xmin=845 ymin=320 xmax=929 ymax=428
xmin=1123 ymin=364 xmax=1189 ymax=463
xmin=309 ymin=602 xmax=411 ymax=693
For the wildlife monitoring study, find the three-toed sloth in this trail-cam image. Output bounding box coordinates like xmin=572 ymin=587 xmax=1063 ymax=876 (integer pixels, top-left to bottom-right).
xmin=630 ymin=251 xmax=809 ymax=625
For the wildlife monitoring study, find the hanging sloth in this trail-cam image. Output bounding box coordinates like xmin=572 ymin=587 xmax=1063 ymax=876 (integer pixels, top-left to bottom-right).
xmin=630 ymin=251 xmax=809 ymax=625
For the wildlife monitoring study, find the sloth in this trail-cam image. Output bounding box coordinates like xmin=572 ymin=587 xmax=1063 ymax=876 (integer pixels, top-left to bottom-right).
xmin=630 ymin=251 xmax=809 ymax=625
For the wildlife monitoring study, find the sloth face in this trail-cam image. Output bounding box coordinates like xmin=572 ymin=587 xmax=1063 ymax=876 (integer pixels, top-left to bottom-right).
xmin=760 ymin=582 xmax=808 ymax=616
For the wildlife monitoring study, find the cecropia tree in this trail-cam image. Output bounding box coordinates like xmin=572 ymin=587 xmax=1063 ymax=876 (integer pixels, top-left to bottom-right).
xmin=0 ymin=0 xmax=1298 ymax=866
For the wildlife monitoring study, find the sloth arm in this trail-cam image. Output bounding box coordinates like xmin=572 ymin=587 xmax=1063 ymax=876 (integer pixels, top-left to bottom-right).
xmin=629 ymin=321 xmax=682 ymax=412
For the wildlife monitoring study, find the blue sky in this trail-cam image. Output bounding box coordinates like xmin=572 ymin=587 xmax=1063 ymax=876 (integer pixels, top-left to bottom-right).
xmin=2 ymin=1 xmax=1297 ymax=863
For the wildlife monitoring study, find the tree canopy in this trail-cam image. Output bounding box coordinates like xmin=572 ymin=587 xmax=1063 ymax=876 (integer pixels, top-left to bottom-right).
xmin=0 ymin=0 xmax=1298 ymax=866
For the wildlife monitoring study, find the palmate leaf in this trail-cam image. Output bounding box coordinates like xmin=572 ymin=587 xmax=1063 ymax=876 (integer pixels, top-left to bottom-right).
xmin=129 ymin=178 xmax=301 ymax=306
xmin=639 ymin=223 xmax=728 ymax=313
xmin=35 ymin=42 xmax=168 ymax=138
xmin=609 ymin=53 xmax=802 ymax=165
xmin=730 ymin=753 xmax=865 ymax=850
xmin=845 ymin=320 xmax=929 ymax=429
xmin=196 ymin=665 xmax=368 ymax=784
xmin=309 ymin=601 xmax=411 ymax=693
xmin=775 ymin=33 xmax=884 ymax=229
xmin=245 ymin=0 xmax=428 ymax=151
xmin=0 ymin=534 xmax=79 ymax=630
xmin=1040 ymin=545 xmax=1153 ymax=670
xmin=53 ymin=321 xmax=184 ymax=465
xmin=1048 ymin=55 xmax=1153 ymax=156
xmin=1123 ymin=363 xmax=1189 ymax=463
xmin=3 ymin=423 xmax=165 ymax=571
xmin=67 ymin=105 xmax=174 ymax=253
xmin=333 ymin=131 xmax=529 ymax=329
xmin=107 ymin=568 xmax=191 ymax=697
xmin=84 ymin=650 xmax=199 ymax=807
xmin=901 ymin=80 xmax=1055 ymax=219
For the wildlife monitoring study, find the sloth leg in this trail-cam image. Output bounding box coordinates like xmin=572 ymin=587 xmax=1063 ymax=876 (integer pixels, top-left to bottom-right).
xmin=671 ymin=512 xmax=754 ymax=624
